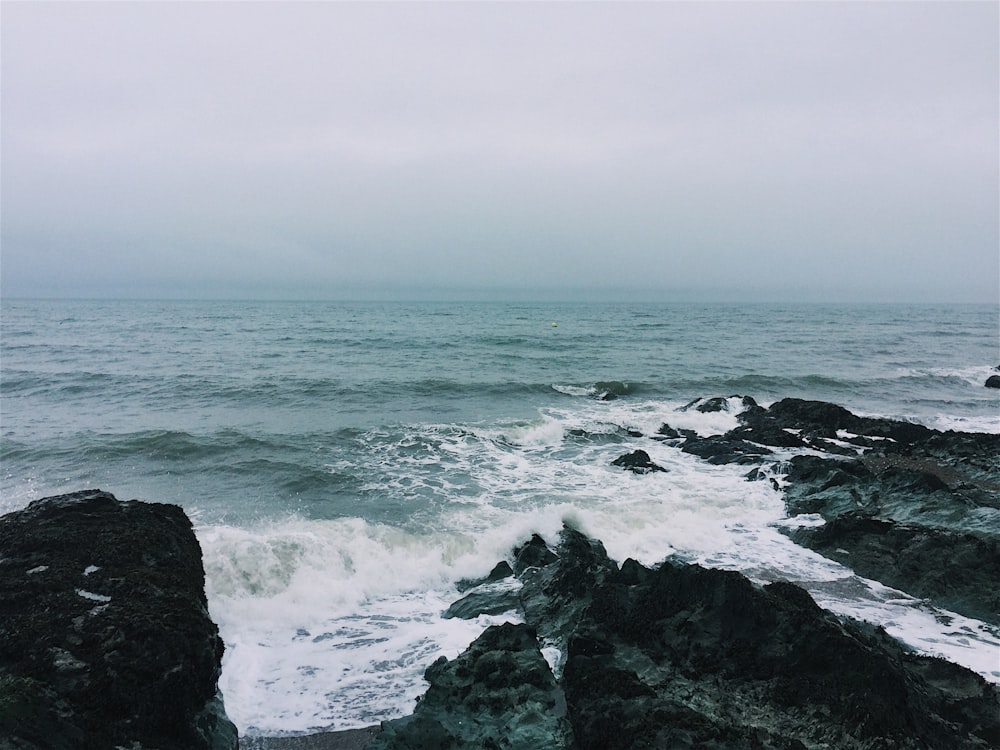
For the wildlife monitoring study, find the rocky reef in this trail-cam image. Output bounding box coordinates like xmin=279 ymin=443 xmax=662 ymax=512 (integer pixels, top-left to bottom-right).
xmin=361 ymin=398 xmax=1000 ymax=749
xmin=0 ymin=489 xmax=237 ymax=750
xmin=377 ymin=524 xmax=999 ymax=749
xmin=676 ymin=397 xmax=1000 ymax=625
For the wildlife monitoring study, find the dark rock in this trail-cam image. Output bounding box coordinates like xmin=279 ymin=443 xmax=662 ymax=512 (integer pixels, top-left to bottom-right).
xmin=986 ymin=375 xmax=1000 ymax=388
xmin=654 ymin=422 xmax=681 ymax=439
xmin=696 ymin=396 xmax=731 ymax=412
xmin=679 ymin=395 xmax=757 ymax=413
xmin=518 ymin=527 xmax=617 ymax=650
xmin=576 ymin=558 xmax=1000 ymax=749
xmin=371 ymin=623 xmax=572 ymax=750
xmin=610 ymin=449 xmax=667 ymax=474
xmin=409 ymin=525 xmax=1000 ymax=749
xmin=594 ymin=381 xmax=632 ymax=400
xmin=790 ymin=513 xmax=1000 ymax=624
xmin=705 ymin=398 xmax=1000 ymax=625
xmin=0 ymin=489 xmax=237 ymax=750
xmin=443 ymin=582 xmax=520 ymax=620
xmin=680 ymin=434 xmax=773 ymax=464
xmin=512 ymin=534 xmax=558 ymax=577
xmin=455 ymin=561 xmax=513 ymax=593
xmin=239 ymin=727 xmax=381 ymax=749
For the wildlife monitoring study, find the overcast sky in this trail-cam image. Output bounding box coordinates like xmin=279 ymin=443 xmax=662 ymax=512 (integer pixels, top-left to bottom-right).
xmin=2 ymin=1 xmax=997 ymax=302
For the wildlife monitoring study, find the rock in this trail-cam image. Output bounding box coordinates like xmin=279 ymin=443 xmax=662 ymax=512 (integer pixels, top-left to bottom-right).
xmin=790 ymin=512 xmax=1000 ymax=624
xmin=455 ymin=561 xmax=513 ymax=593
xmin=371 ymin=623 xmax=572 ymax=750
xmin=512 ymin=533 xmax=558 ymax=576
xmin=610 ymin=449 xmax=667 ymax=474
xmin=654 ymin=423 xmax=681 ymax=439
xmin=443 ymin=581 xmax=521 ymax=620
xmin=239 ymin=727 xmax=381 ymax=750
xmin=576 ymin=558 xmax=999 ymax=749
xmin=663 ymin=397 xmax=1000 ymax=624
xmin=680 ymin=434 xmax=773 ymax=464
xmin=986 ymin=375 xmax=1000 ymax=388
xmin=0 ymin=490 xmax=237 ymax=750
xmin=392 ymin=526 xmax=1000 ymax=749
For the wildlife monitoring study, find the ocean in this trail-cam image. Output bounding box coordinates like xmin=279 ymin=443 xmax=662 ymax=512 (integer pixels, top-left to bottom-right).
xmin=1 ymin=298 xmax=998 ymax=736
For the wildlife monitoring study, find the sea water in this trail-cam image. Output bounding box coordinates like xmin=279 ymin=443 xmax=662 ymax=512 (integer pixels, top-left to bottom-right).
xmin=2 ymin=299 xmax=998 ymax=735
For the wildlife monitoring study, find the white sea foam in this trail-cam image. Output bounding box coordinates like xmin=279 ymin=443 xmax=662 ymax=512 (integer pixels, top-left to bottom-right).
xmin=924 ymin=413 xmax=1000 ymax=434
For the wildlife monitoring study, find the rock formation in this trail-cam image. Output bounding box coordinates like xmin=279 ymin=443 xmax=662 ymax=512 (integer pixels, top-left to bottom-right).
xmin=378 ymin=526 xmax=1000 ymax=749
xmin=684 ymin=397 xmax=1000 ymax=624
xmin=0 ymin=489 xmax=237 ymax=750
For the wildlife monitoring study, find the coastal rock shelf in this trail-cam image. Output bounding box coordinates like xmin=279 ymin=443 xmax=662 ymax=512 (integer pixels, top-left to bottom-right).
xmin=0 ymin=490 xmax=237 ymax=750
xmin=712 ymin=397 xmax=999 ymax=625
xmin=382 ymin=525 xmax=999 ymax=750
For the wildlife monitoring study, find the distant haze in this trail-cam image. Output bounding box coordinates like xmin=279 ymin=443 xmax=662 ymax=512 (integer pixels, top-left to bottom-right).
xmin=2 ymin=2 xmax=997 ymax=303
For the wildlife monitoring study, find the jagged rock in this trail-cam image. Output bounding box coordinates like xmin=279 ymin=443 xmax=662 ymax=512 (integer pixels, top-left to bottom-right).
xmin=444 ymin=581 xmax=521 ymax=620
xmin=666 ymin=397 xmax=1000 ymax=625
xmin=456 ymin=561 xmax=514 ymax=593
xmin=986 ymin=375 xmax=1000 ymax=388
xmin=0 ymin=490 xmax=237 ymax=750
xmin=518 ymin=528 xmax=617 ymax=650
xmin=512 ymin=534 xmax=558 ymax=577
xmin=410 ymin=526 xmax=1000 ymax=749
xmin=611 ymin=449 xmax=667 ymax=474
xmin=654 ymin=423 xmax=681 ymax=439
xmin=790 ymin=513 xmax=1000 ymax=624
xmin=371 ymin=623 xmax=572 ymax=750
xmin=680 ymin=434 xmax=773 ymax=464
xmin=576 ymin=558 xmax=999 ymax=749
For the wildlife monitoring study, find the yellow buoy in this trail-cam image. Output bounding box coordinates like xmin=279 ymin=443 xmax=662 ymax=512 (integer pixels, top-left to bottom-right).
xmin=551 ymin=322 xmax=558 ymax=328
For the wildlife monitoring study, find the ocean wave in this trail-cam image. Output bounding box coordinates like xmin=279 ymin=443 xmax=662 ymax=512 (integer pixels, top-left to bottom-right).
xmin=551 ymin=380 xmax=643 ymax=399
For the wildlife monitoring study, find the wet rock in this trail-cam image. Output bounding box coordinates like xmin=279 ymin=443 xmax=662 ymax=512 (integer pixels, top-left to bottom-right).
xmin=371 ymin=623 xmax=572 ymax=750
xmin=654 ymin=423 xmax=681 ymax=439
xmin=413 ymin=526 xmax=1000 ymax=749
xmin=576 ymin=557 xmax=999 ymax=749
xmin=789 ymin=513 xmax=1000 ymax=624
xmin=444 ymin=580 xmax=521 ymax=620
xmin=611 ymin=449 xmax=667 ymax=474
xmin=986 ymin=375 xmax=1000 ymax=388
xmin=512 ymin=534 xmax=558 ymax=577
xmin=0 ymin=490 xmax=236 ymax=750
xmin=455 ymin=561 xmax=513 ymax=593
xmin=678 ymin=395 xmax=757 ymax=413
xmin=672 ymin=398 xmax=1000 ymax=624
xmin=518 ymin=527 xmax=617 ymax=650
xmin=680 ymin=434 xmax=773 ymax=464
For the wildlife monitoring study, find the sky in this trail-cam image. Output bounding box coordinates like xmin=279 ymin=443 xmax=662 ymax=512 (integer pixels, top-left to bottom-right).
xmin=1 ymin=1 xmax=997 ymax=303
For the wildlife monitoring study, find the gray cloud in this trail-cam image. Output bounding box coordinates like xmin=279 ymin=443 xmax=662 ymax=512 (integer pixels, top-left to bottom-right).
xmin=2 ymin=1 xmax=997 ymax=301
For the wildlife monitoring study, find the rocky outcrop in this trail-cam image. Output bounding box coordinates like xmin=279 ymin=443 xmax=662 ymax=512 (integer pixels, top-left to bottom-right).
xmin=985 ymin=374 xmax=1000 ymax=389
xmin=679 ymin=397 xmax=1000 ymax=625
xmin=374 ymin=623 xmax=572 ymax=750
xmin=611 ymin=449 xmax=667 ymax=474
xmin=0 ymin=490 xmax=237 ymax=750
xmin=378 ymin=526 xmax=1000 ymax=749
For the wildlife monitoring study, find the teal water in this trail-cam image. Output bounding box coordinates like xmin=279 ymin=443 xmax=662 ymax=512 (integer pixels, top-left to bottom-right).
xmin=1 ymin=299 xmax=998 ymax=734
xmin=3 ymin=299 xmax=996 ymax=520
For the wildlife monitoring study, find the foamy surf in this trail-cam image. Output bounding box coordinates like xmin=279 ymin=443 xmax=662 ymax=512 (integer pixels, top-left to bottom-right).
xmin=199 ymin=394 xmax=999 ymax=735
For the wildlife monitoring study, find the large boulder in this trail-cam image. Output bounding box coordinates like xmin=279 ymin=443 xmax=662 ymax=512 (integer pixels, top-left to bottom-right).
xmin=0 ymin=490 xmax=236 ymax=750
